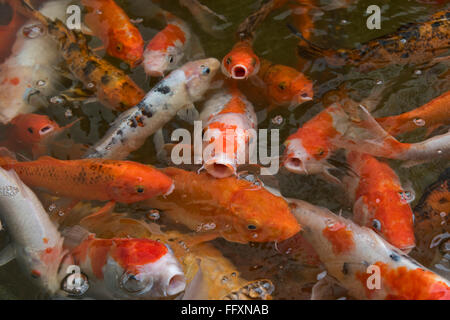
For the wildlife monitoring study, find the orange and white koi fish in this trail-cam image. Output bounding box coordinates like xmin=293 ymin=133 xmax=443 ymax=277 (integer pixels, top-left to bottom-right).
xmin=85 ymin=58 xmax=220 ymax=160
xmin=344 ymin=152 xmax=415 ymax=252
xmin=65 ymin=231 xmax=185 ymax=299
xmin=376 ymin=90 xmax=450 ymax=136
xmin=145 ymin=167 xmax=301 ymax=244
xmin=411 ymin=168 xmax=449 ymax=278
xmin=1 ymin=113 xmax=78 ymax=158
xmin=81 ymin=0 xmax=144 ymax=68
xmin=0 ymin=168 xmax=67 ymax=295
xmin=0 ymin=0 xmax=69 ymax=123
xmin=143 ymin=9 xmax=204 ymax=77
xmin=0 ymin=155 xmax=174 ymax=204
xmin=200 ymin=83 xmax=257 ymax=178
xmin=247 ymin=58 xmax=313 ymax=109
xmin=289 ymin=198 xmax=450 ymax=300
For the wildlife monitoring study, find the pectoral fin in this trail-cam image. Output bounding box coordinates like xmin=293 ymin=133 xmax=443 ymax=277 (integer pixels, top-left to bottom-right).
xmin=177 ymin=104 xmax=199 ymax=123
xmin=0 ymin=244 xmax=16 ymax=267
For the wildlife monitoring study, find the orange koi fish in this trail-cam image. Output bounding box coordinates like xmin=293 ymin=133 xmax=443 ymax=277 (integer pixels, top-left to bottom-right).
xmin=376 ymin=90 xmax=450 ymax=136
xmin=0 ymin=155 xmax=174 ymax=204
xmin=344 ymin=152 xmax=415 ymax=252
xmin=81 ymin=0 xmax=144 ymax=68
xmin=18 ymin=0 xmax=145 ymax=112
xmin=222 ymin=40 xmax=260 ymax=80
xmin=66 ymin=231 xmax=185 ymax=299
xmin=296 ymin=10 xmax=450 ymax=72
xmin=145 ymin=167 xmax=301 ymax=244
xmin=411 ymin=168 xmax=449 ymax=277
xmin=143 ymin=9 xmax=203 ymax=77
xmin=199 ymin=83 xmax=257 ymax=178
xmin=289 ymin=198 xmax=450 ymax=300
xmin=246 ymin=58 xmax=313 ymax=109
xmin=1 ymin=113 xmax=77 ymax=158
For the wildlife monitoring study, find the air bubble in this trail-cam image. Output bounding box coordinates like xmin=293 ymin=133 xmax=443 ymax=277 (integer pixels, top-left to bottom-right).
xmin=50 ymin=96 xmax=65 ymax=104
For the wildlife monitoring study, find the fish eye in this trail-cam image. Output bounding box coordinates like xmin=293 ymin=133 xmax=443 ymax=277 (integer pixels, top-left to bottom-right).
xmin=120 ymin=272 xmax=153 ymax=293
xmin=226 ymin=57 xmax=231 ymax=65
xmin=168 ymin=55 xmax=174 ymax=63
xmin=39 ymin=125 xmax=53 ymax=134
xmin=136 ymin=186 xmax=145 ymax=193
xmin=247 ymin=224 xmax=257 ymax=230
xmin=251 ymin=58 xmax=257 ymax=67
xmin=201 ymin=65 xmax=210 ymax=75
xmin=278 ymin=82 xmax=286 ymax=90
xmin=116 ymin=43 xmax=123 ymax=52
xmin=301 ymin=93 xmax=309 ymax=98
xmin=372 ymin=219 xmax=381 ymax=231
xmin=27 ymin=127 xmax=34 ymax=134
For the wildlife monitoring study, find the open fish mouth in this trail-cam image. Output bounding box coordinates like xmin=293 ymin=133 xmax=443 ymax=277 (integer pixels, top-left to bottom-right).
xmin=231 ymin=64 xmax=248 ymax=79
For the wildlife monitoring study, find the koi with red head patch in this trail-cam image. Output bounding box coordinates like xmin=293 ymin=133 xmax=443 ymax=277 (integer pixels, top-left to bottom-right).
xmin=376 ymin=90 xmax=450 ymax=137
xmin=0 ymin=155 xmax=174 ymax=204
xmin=3 ymin=113 xmax=77 ymax=158
xmin=289 ymin=198 xmax=450 ymax=300
xmin=82 ymin=0 xmax=144 ymax=68
xmin=145 ymin=167 xmax=301 ymax=244
xmin=70 ymin=235 xmax=185 ymax=299
xmin=200 ymin=83 xmax=257 ymax=178
xmin=344 ymin=152 xmax=415 ymax=252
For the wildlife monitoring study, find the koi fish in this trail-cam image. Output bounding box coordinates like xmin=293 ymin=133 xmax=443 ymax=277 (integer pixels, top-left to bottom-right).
xmin=64 ymin=228 xmax=186 ymax=299
xmin=0 ymin=0 xmax=68 ymax=123
xmin=145 ymin=167 xmax=301 ymax=244
xmin=199 ymin=83 xmax=257 ymax=178
xmin=376 ymin=90 xmax=450 ymax=137
xmin=247 ymin=58 xmax=313 ymax=109
xmin=73 ymin=210 xmax=274 ymax=300
xmin=296 ymin=10 xmax=450 ymax=72
xmin=143 ymin=9 xmax=204 ymax=77
xmin=84 ymin=58 xmax=220 ymax=160
xmin=0 ymin=154 xmax=174 ymax=204
xmin=18 ymin=0 xmax=146 ymax=112
xmin=289 ymin=198 xmax=450 ymax=300
xmin=1 ymin=113 xmax=78 ymax=158
xmin=0 ymin=168 xmax=66 ymax=295
xmin=222 ymin=40 xmax=260 ymax=80
xmin=81 ymin=0 xmax=144 ymax=68
xmin=344 ymin=152 xmax=415 ymax=252
xmin=411 ymin=168 xmax=449 ymax=278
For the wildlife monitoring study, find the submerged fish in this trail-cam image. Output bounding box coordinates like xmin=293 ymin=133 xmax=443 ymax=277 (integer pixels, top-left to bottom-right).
xmin=289 ymin=198 xmax=450 ymax=300
xmin=81 ymin=0 xmax=144 ymax=68
xmin=64 ymin=228 xmax=185 ymax=299
xmin=199 ymin=83 xmax=257 ymax=178
xmin=376 ymin=90 xmax=450 ymax=137
xmin=1 ymin=113 xmax=77 ymax=158
xmin=296 ymin=10 xmax=450 ymax=72
xmin=0 ymin=168 xmax=66 ymax=295
xmin=145 ymin=167 xmax=301 ymax=244
xmin=247 ymin=58 xmax=313 ymax=109
xmin=0 ymin=0 xmax=68 ymax=123
xmin=411 ymin=168 xmax=449 ymax=278
xmin=84 ymin=58 xmax=220 ymax=160
xmin=344 ymin=152 xmax=415 ymax=252
xmin=0 ymin=155 xmax=174 ymax=204
xmin=18 ymin=0 xmax=146 ymax=112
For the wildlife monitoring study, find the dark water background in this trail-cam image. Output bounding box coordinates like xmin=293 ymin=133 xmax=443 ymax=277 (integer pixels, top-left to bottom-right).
xmin=0 ymin=0 xmax=448 ymax=299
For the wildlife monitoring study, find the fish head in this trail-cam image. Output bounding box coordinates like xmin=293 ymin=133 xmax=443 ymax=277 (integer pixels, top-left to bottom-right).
xmin=224 ymin=188 xmax=301 ymax=243
xmin=265 ymin=65 xmax=313 ymax=107
xmin=221 ymin=43 xmax=260 ymax=79
xmin=182 ymin=58 xmax=220 ymax=101
xmin=10 ymin=113 xmax=59 ymax=146
xmin=143 ymin=45 xmax=184 ymax=77
xmin=108 ymin=30 xmax=144 ymax=69
xmin=108 ymin=163 xmax=174 ymax=203
xmin=283 ymin=136 xmax=329 ymax=175
xmin=105 ymin=239 xmax=186 ymax=298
